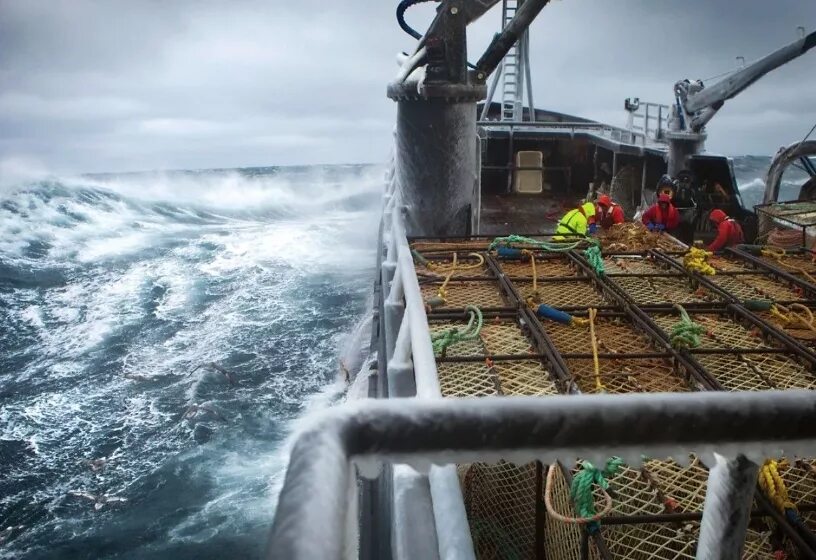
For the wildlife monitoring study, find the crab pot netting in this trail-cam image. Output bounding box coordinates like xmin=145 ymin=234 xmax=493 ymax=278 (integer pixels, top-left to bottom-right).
xmin=497 ymin=254 xmax=580 ymax=279
xmin=565 ymin=357 xmax=694 ymax=394
xmin=649 ymin=311 xmax=816 ymax=391
xmin=414 ymin=242 xmax=812 ymax=558
xmin=756 ymin=252 xmax=816 ymax=276
xmin=755 ymin=305 xmax=816 ymax=347
xmin=543 ymin=456 xmax=791 ymax=559
xmin=542 ymin=313 xmax=660 ymax=355
xmin=430 ymin=319 xmax=561 ymax=398
xmin=515 ymin=279 xmax=610 ymax=308
xmin=420 ymin=279 xmax=509 ymax=310
xmin=411 ymin=240 xmax=491 ymax=253
xmin=414 ymin=252 xmax=493 ymax=280
xmin=609 ymin=275 xmax=719 ymax=305
xmin=600 ymin=256 xmax=721 ymax=305
xmin=708 ymin=273 xmax=806 ymax=302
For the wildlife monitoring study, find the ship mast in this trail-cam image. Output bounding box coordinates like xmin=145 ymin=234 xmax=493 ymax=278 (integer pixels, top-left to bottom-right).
xmin=480 ymin=0 xmax=536 ymax=122
xmin=388 ymin=0 xmax=550 ymax=237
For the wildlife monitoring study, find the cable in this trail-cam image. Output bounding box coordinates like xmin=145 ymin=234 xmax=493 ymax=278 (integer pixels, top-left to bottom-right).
xmin=396 ymin=0 xmax=435 ymax=40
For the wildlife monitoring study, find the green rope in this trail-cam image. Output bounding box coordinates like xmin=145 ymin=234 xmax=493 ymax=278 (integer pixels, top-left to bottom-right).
xmin=431 ymin=305 xmax=483 ymax=356
xmin=583 ymin=243 xmax=605 ymax=276
xmin=489 ymin=234 xmax=585 ymax=252
xmin=570 ymin=457 xmax=624 ymax=533
xmin=670 ymin=304 xmax=706 ymax=349
xmin=411 ymin=249 xmax=429 ymax=267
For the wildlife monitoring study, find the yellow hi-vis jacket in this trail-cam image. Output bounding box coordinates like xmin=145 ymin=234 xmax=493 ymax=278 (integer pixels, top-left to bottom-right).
xmin=554 ymin=202 xmax=596 ymax=239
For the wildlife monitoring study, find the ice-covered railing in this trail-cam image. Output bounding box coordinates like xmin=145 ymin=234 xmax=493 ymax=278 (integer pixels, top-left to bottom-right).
xmin=378 ymin=167 xmax=476 ymax=560
xmin=266 ymin=169 xmax=816 ymax=560
xmin=267 ymin=391 xmax=816 ymax=559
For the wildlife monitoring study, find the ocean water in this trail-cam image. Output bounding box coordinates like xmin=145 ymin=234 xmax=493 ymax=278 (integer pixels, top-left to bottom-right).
xmin=732 ymin=154 xmax=810 ymax=208
xmin=0 ymin=155 xmax=811 ymax=559
xmin=0 ymin=165 xmax=382 ymax=559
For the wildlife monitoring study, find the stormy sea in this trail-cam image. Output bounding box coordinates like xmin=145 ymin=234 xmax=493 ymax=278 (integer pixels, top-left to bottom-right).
xmin=0 ymin=156 xmax=809 ymax=559
xmin=0 ymin=165 xmax=381 ymax=559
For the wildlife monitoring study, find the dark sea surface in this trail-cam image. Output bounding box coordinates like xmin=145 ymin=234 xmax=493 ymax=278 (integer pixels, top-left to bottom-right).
xmin=0 ymin=165 xmax=382 ymax=559
xmin=0 ymin=156 xmax=811 ymax=559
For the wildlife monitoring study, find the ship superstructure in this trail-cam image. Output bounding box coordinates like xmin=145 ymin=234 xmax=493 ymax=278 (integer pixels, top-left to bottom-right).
xmin=268 ymin=2 xmax=816 ymax=559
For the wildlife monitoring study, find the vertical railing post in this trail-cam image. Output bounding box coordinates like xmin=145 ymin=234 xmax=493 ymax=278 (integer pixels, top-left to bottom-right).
xmin=384 ymin=270 xmax=405 ymax=365
xmin=696 ymin=454 xmax=759 ymax=560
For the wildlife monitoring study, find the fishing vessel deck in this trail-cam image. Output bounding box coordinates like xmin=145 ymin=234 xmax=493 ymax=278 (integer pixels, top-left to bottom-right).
xmin=411 ymin=232 xmax=816 ymax=559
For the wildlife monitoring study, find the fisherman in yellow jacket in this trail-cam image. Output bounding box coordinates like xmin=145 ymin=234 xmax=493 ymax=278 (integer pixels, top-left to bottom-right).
xmin=553 ymin=201 xmax=597 ymax=239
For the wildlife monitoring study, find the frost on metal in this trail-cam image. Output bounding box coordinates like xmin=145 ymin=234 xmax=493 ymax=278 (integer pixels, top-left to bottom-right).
xmin=268 ymin=391 xmax=816 ymax=559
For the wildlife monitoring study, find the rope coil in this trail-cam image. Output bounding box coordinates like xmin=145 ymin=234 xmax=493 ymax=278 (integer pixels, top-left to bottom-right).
xmin=544 ymin=458 xmax=624 ymax=532
xmin=759 ymin=460 xmax=796 ymax=513
xmin=670 ymin=304 xmax=706 ymax=349
xmin=583 ymin=244 xmax=605 ymax=276
xmin=683 ymin=247 xmax=716 ymax=276
xmin=430 ymin=305 xmax=483 ymax=356
xmin=762 ymin=246 xmax=816 ymax=285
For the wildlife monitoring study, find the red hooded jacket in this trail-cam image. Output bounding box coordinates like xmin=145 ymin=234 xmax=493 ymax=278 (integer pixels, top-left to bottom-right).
xmin=596 ymin=195 xmax=625 ymax=228
xmin=707 ymin=209 xmax=744 ymax=252
xmin=641 ymin=194 xmax=680 ymax=230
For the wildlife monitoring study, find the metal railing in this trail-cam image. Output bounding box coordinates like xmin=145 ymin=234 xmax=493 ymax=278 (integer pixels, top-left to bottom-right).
xmin=268 ymin=391 xmax=816 ymax=559
xmin=477 ymin=119 xmax=653 ymax=147
xmin=378 ymin=174 xmax=477 ymax=560
xmin=627 ymin=101 xmax=670 ymax=141
xmin=267 ymin=173 xmax=816 ymax=560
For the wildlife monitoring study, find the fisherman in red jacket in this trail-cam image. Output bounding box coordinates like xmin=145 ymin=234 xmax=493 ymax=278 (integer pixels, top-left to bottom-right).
xmin=596 ymin=194 xmax=625 ymax=228
xmin=641 ymin=193 xmax=680 ymax=232
xmin=707 ymin=209 xmax=744 ymax=252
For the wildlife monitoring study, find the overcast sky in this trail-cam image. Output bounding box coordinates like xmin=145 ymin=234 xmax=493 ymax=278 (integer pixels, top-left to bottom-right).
xmin=1 ymin=0 xmax=815 ymax=174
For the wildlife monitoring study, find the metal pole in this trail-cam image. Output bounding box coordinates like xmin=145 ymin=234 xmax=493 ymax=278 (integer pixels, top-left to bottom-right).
xmin=523 ymin=31 xmax=535 ymax=122
xmin=481 ymin=61 xmax=503 ymax=121
xmin=696 ymin=454 xmax=760 ymax=560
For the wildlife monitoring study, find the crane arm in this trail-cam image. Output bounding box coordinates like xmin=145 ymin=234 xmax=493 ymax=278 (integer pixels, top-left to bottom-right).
xmin=678 ymin=30 xmax=815 ymax=132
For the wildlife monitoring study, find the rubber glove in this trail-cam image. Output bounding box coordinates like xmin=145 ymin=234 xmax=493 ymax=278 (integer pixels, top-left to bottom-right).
xmin=588 ymin=223 xmax=598 ymax=235
xmin=646 ymin=222 xmax=655 ymax=232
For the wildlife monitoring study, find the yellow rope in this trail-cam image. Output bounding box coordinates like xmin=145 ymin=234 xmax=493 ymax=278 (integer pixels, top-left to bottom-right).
xmin=770 ymin=303 xmax=816 ymax=332
xmin=588 ymin=308 xmax=605 ymax=392
xmin=759 ymin=459 xmax=796 ymax=513
xmin=521 ymin=250 xmax=538 ymax=294
xmin=762 ymin=246 xmax=816 ymax=285
xmin=683 ymin=247 xmax=716 ymax=275
xmin=436 ymin=252 xmax=457 ymax=303
xmin=426 ymin=252 xmax=484 ymax=272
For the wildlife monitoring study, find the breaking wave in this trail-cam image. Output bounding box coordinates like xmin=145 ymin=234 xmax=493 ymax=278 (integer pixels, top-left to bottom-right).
xmin=0 ymin=165 xmax=381 ymax=559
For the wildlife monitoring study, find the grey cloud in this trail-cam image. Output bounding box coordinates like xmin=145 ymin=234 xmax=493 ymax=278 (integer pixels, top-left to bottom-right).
xmin=0 ymin=0 xmax=814 ymax=173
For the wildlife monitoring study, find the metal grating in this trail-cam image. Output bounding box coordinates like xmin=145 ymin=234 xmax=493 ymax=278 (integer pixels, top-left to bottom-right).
xmin=644 ymin=455 xmax=710 ymax=513
xmin=610 ymin=276 xmax=717 ymax=305
xmin=462 ymin=461 xmax=538 ymax=560
xmin=517 ymin=279 xmax=608 ymax=307
xmin=420 ymin=280 xmax=508 ymax=309
xmin=437 ymin=361 xmax=499 ymax=398
xmin=410 ymin=240 xmax=816 ymax=558
xmin=415 ymin=254 xmax=492 ymax=278
xmin=493 ymin=360 xmax=560 ymax=396
xmin=565 ymin=358 xmax=691 ymax=394
xmin=543 ymin=315 xmax=658 ymax=355
xmin=497 ymin=257 xmax=578 ymax=278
